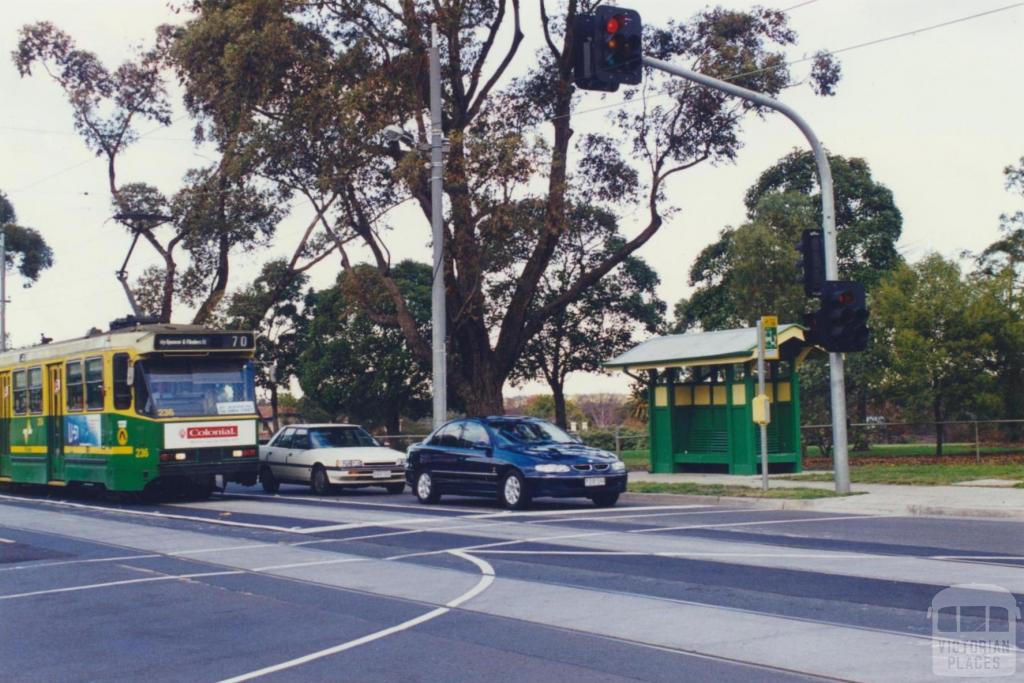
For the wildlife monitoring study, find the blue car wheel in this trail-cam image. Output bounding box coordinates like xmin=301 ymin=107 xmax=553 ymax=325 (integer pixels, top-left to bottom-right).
xmin=500 ymin=471 xmax=531 ymax=510
xmin=416 ymin=472 xmax=441 ymax=504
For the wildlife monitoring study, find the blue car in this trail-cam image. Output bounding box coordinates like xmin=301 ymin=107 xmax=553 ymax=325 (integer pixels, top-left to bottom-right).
xmin=405 ymin=416 xmax=628 ymax=509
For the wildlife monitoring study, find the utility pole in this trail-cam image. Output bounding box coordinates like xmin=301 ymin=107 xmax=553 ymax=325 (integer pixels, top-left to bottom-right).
xmin=641 ymin=55 xmax=851 ymax=494
xmin=429 ymin=23 xmax=448 ymax=430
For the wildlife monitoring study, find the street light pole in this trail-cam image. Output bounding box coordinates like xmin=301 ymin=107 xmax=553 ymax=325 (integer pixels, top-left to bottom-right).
xmin=641 ymin=55 xmax=850 ymax=494
xmin=429 ymin=23 xmax=448 ymax=430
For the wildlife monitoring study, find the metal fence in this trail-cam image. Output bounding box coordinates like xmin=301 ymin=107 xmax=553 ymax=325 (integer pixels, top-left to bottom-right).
xmin=800 ymin=419 xmax=1024 ymax=462
xmin=375 ymin=434 xmax=431 ymax=452
xmin=372 ymin=428 xmax=652 ymax=457
xmin=369 ymin=420 xmax=1024 ymax=464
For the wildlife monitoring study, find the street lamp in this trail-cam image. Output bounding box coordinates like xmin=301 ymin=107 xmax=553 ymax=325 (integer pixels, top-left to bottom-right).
xmin=379 ymin=24 xmax=448 ymax=431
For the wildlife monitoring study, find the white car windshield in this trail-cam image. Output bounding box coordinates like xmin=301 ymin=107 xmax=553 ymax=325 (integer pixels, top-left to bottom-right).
xmin=308 ymin=427 xmax=378 ymax=449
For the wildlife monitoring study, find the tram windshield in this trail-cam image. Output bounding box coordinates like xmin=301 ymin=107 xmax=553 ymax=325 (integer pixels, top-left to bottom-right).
xmin=135 ymin=358 xmax=256 ymax=418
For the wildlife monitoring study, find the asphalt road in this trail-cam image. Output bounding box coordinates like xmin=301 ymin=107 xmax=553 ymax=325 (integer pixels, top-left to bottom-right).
xmin=1 ymin=483 xmax=1022 ymax=682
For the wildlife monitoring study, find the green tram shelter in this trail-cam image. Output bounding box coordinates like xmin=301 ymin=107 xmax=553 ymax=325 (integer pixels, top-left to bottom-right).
xmin=605 ymin=325 xmax=809 ymax=475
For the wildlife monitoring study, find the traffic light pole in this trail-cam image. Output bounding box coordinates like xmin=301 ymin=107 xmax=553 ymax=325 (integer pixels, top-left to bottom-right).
xmin=641 ymin=55 xmax=851 ymax=493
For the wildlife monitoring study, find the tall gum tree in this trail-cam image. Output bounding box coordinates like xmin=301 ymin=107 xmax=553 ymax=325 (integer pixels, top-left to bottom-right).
xmin=12 ymin=21 xmax=299 ymax=324
xmin=166 ymin=1 xmax=839 ymax=415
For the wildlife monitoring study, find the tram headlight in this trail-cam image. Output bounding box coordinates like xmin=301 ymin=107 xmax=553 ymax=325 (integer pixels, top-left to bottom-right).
xmin=159 ymin=451 xmax=188 ymax=462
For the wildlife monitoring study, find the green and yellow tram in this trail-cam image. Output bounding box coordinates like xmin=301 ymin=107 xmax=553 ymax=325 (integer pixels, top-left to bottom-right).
xmin=0 ymin=322 xmax=260 ymax=497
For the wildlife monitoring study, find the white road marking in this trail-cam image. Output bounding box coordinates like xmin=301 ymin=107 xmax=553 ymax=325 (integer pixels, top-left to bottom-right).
xmin=215 ymin=550 xmax=495 ymax=683
xmin=293 ymin=528 xmax=426 ymax=546
xmin=217 ymin=490 xmax=478 ymax=514
xmin=527 ymin=507 xmax=764 ymax=524
xmin=629 ymin=514 xmax=898 ymax=534
xmin=445 ymin=551 xmax=495 ymax=607
xmin=0 ymin=494 xmax=304 ymax=533
xmin=251 ymin=557 xmax=370 ymax=572
xmin=0 ymin=570 xmax=243 ymax=600
xmin=217 ymin=606 xmax=450 ymax=683
xmin=470 ymin=504 xmax=706 ymax=520
xmin=475 ymin=550 xmax=649 ymax=556
xmin=0 ymin=554 xmax=161 ymax=572
xmin=384 ymin=514 xmax=893 ymax=561
xmin=169 ymin=543 xmax=278 ymax=556
xmin=468 ymin=549 xmax=1024 ymax=563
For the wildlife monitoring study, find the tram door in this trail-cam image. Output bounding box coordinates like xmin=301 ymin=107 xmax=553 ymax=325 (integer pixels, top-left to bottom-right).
xmin=0 ymin=373 xmax=8 ymax=474
xmin=47 ymin=364 xmax=64 ymax=482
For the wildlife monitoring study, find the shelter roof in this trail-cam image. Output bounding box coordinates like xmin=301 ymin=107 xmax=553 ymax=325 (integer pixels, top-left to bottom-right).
xmin=604 ymin=325 xmax=805 ymax=371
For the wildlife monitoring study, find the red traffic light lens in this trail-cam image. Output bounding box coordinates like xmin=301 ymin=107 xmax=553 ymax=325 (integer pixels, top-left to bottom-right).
xmin=837 ymin=292 xmax=854 ymax=305
xmin=605 ymin=16 xmax=623 ymax=34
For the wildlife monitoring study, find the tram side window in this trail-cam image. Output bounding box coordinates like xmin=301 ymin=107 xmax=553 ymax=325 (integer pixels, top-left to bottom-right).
xmin=66 ymin=361 xmax=84 ymax=412
xmin=85 ymin=357 xmax=104 ymax=411
xmin=12 ymin=370 xmax=26 ymax=415
xmin=28 ymin=367 xmax=43 ymax=414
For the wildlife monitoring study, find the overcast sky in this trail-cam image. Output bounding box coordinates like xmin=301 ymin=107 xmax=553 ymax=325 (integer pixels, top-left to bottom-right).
xmin=2 ymin=0 xmax=1022 ymax=399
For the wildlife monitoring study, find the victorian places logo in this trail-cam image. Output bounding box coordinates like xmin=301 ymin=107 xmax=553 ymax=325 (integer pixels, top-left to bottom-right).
xmin=930 ymin=584 xmax=1020 ymax=677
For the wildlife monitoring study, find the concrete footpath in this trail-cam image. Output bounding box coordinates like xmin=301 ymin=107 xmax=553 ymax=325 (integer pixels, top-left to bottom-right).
xmin=628 ymin=472 xmax=1024 ymax=520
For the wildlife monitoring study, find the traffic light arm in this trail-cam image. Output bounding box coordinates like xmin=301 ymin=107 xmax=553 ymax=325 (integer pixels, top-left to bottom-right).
xmin=640 ymin=54 xmax=851 ymax=495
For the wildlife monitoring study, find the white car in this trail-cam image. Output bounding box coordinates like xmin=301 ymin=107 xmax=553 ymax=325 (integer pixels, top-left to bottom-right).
xmin=259 ymin=424 xmax=407 ymax=495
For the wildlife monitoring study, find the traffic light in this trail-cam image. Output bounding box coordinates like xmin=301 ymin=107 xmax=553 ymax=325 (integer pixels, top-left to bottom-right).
xmin=817 ymin=280 xmax=869 ymax=352
xmin=594 ymin=6 xmax=642 ymax=85
xmin=796 ymin=229 xmax=826 ymax=297
xmin=573 ymin=7 xmax=643 ymax=92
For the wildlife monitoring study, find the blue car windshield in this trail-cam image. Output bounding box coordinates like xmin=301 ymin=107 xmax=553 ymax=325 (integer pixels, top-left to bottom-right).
xmin=491 ymin=420 xmax=576 ymax=445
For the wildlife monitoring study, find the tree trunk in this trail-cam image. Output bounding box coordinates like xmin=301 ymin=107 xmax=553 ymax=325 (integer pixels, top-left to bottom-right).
xmin=934 ymin=394 xmax=944 ymax=457
xmin=270 ymin=384 xmax=279 ymax=435
xmin=456 ymin=363 xmax=505 ymax=417
xmin=549 ymin=378 xmax=568 ymax=429
xmin=385 ymin=411 xmax=401 ymax=436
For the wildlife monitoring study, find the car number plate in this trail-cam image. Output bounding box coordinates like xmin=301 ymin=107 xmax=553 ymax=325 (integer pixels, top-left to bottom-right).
xmin=372 ymin=470 xmax=391 ymax=479
xmin=584 ymin=477 xmax=606 ymax=487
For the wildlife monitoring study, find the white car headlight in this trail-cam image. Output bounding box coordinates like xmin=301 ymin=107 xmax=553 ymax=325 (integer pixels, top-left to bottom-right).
xmin=611 ymin=461 xmax=626 ymax=472
xmin=337 ymin=459 xmax=363 ymax=468
xmin=535 ymin=463 xmax=571 ymax=473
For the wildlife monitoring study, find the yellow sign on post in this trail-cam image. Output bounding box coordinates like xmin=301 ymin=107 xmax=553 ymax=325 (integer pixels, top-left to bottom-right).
xmin=752 ymin=393 xmax=771 ymax=425
xmin=762 ymin=315 xmax=779 ymax=361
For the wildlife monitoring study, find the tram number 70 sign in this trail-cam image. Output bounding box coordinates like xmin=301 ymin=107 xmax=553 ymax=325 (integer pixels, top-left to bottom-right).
xmin=762 ymin=315 xmax=779 ymax=361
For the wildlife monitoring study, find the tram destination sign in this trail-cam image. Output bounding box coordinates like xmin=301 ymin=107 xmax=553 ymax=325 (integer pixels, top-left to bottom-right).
xmin=154 ymin=333 xmax=254 ymax=351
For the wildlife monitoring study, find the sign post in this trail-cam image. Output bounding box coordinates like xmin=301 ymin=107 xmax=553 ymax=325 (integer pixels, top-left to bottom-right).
xmin=755 ymin=318 xmax=775 ymax=490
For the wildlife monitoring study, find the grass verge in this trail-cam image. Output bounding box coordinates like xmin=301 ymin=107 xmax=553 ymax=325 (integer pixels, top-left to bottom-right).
xmin=805 ymin=443 xmax=1024 ymax=458
xmin=627 ymin=481 xmax=856 ymax=499
xmin=620 ymin=449 xmax=650 ymax=471
xmin=784 ymin=463 xmax=1024 ymax=486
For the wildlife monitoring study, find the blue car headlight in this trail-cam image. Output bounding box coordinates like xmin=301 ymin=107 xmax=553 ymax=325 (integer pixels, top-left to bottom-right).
xmin=535 ymin=463 xmax=571 ymax=473
xmin=611 ymin=461 xmax=626 ymax=472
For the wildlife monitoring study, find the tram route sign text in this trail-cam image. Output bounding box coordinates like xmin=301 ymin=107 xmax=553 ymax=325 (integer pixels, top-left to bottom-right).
xmin=154 ymin=333 xmax=253 ymax=351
